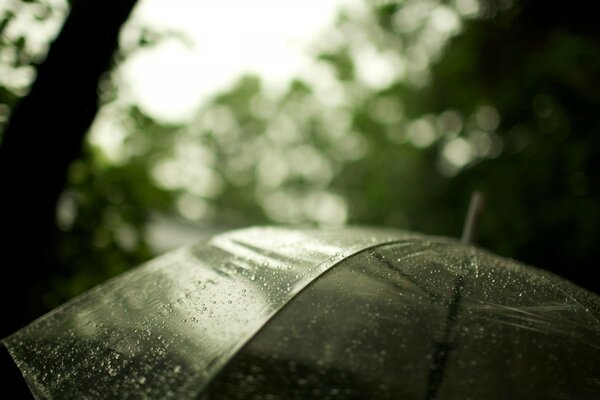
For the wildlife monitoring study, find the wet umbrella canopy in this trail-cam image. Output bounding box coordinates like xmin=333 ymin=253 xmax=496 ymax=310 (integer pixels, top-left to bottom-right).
xmin=3 ymin=227 xmax=600 ymax=399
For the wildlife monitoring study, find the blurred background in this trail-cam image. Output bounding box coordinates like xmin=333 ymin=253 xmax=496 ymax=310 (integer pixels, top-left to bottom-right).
xmin=0 ymin=0 xmax=598 ymax=336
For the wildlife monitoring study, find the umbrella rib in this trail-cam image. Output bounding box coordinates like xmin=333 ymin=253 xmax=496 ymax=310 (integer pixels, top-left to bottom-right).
xmin=371 ymin=250 xmax=441 ymax=300
xmin=371 ymin=246 xmax=467 ymax=399
xmin=425 ymin=271 xmax=466 ymax=400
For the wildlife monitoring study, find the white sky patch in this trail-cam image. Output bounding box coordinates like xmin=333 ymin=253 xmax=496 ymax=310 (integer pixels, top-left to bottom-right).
xmin=119 ymin=0 xmax=357 ymax=123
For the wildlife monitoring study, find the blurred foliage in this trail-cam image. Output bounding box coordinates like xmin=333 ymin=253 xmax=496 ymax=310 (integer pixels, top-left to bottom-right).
xmin=48 ymin=107 xmax=177 ymax=305
xmin=1 ymin=0 xmax=599 ymax=308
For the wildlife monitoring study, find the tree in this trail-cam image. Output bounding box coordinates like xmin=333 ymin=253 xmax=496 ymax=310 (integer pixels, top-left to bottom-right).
xmin=0 ymin=0 xmax=138 ymax=338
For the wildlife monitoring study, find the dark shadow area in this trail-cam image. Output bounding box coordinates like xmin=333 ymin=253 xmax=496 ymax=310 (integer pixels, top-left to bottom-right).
xmin=1 ymin=345 xmax=33 ymax=399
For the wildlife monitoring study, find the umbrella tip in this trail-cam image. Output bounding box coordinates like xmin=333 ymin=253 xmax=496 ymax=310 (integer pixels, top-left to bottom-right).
xmin=461 ymin=191 xmax=485 ymax=245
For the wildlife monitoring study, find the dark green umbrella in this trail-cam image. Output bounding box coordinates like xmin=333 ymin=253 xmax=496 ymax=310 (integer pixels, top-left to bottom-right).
xmin=3 ymin=226 xmax=600 ymax=399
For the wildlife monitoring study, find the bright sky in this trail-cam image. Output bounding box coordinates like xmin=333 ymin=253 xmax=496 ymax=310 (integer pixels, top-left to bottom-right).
xmin=119 ymin=0 xmax=358 ymax=123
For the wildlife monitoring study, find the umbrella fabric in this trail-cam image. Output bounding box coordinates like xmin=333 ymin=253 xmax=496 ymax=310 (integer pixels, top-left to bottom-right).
xmin=2 ymin=227 xmax=412 ymax=399
xmin=205 ymin=240 xmax=600 ymax=399
xmin=3 ymin=227 xmax=600 ymax=399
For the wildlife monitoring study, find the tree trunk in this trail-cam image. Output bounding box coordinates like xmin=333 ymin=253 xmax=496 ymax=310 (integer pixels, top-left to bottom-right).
xmin=0 ymin=0 xmax=138 ymax=338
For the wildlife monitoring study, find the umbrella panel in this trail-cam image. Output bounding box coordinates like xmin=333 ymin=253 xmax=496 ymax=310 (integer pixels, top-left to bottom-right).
xmin=204 ymin=241 xmax=600 ymax=399
xmin=1 ymin=227 xmax=412 ymax=399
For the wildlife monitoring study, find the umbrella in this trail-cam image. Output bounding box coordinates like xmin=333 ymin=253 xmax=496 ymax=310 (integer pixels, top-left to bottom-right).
xmin=3 ymin=226 xmax=600 ymax=399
